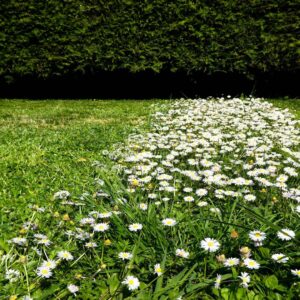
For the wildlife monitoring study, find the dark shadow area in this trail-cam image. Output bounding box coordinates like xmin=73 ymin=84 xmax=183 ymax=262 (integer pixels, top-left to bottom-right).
xmin=0 ymin=70 xmax=299 ymax=99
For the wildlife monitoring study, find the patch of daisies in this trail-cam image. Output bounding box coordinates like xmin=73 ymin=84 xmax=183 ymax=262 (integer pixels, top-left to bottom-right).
xmin=1 ymin=97 xmax=300 ymax=298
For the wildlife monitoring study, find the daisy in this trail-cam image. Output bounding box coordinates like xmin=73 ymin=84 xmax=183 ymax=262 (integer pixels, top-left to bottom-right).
xmin=271 ymin=253 xmax=289 ymax=263
xmin=10 ymin=237 xmax=27 ymax=246
xmin=154 ymin=263 xmax=163 ymax=276
xmin=249 ymin=230 xmax=266 ymax=242
xmin=68 ymin=284 xmax=79 ymax=294
xmin=37 ymin=238 xmax=52 ymax=247
xmin=243 ymin=258 xmax=260 ymax=269
xmin=129 ymin=223 xmax=143 ymax=232
xmin=85 ymin=242 xmax=97 ymax=248
xmin=244 ymin=194 xmax=256 ymax=202
xmin=176 ymin=248 xmax=190 ymax=258
xmin=196 ymin=189 xmax=208 ymax=197
xmin=122 ymin=275 xmax=140 ymax=291
xmin=37 ymin=266 xmax=52 ymax=278
xmin=291 ymin=269 xmax=300 ymax=278
xmin=5 ymin=269 xmax=20 ymax=283
xmin=118 ymin=252 xmax=133 ymax=260
xmin=93 ymin=223 xmax=109 ymax=232
xmin=41 ymin=260 xmax=57 ymax=269
xmin=139 ymin=203 xmax=148 ymax=210
xmin=162 ymin=218 xmax=177 ymax=226
xmin=214 ymin=274 xmax=222 ymax=289
xmin=277 ymin=228 xmax=295 ymax=241
xmin=200 ymin=238 xmax=220 ymax=252
xmin=57 ymin=250 xmax=74 ymax=261
xmin=224 ymin=257 xmax=240 ymax=267
xmin=239 ymin=272 xmax=250 ymax=288
xmin=184 ymin=196 xmax=194 ymax=202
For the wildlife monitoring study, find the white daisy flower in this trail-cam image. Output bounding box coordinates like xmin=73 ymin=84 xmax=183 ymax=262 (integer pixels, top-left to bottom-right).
xmin=139 ymin=203 xmax=148 ymax=210
xmin=291 ymin=269 xmax=300 ymax=278
xmin=129 ymin=223 xmax=143 ymax=232
xmin=122 ymin=275 xmax=140 ymax=291
xmin=243 ymin=258 xmax=260 ymax=269
xmin=184 ymin=196 xmax=194 ymax=202
xmin=214 ymin=274 xmax=222 ymax=289
xmin=154 ymin=263 xmax=163 ymax=276
xmin=239 ymin=272 xmax=250 ymax=288
xmin=37 ymin=266 xmax=52 ymax=278
xmin=271 ymin=253 xmax=289 ymax=263
xmin=200 ymin=238 xmax=220 ymax=252
xmin=41 ymin=260 xmax=57 ymax=269
xmin=176 ymin=248 xmax=190 ymax=258
xmin=224 ymin=257 xmax=240 ymax=267
xmin=5 ymin=269 xmax=20 ymax=283
xmin=277 ymin=228 xmax=295 ymax=240
xmin=118 ymin=252 xmax=133 ymax=260
xmin=57 ymin=250 xmax=74 ymax=261
xmin=249 ymin=230 xmax=266 ymax=242
xmin=162 ymin=218 xmax=177 ymax=226
xmin=93 ymin=223 xmax=109 ymax=232
xmin=68 ymin=284 xmax=79 ymax=294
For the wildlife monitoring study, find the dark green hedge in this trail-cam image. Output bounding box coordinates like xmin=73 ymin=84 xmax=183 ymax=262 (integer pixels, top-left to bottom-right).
xmin=0 ymin=0 xmax=299 ymax=81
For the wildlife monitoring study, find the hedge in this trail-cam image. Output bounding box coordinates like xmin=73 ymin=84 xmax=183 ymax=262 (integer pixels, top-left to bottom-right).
xmin=0 ymin=0 xmax=299 ymax=81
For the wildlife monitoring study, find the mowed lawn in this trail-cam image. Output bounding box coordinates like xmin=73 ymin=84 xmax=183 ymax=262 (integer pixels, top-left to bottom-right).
xmin=0 ymin=100 xmax=165 ymax=238
xmin=0 ymin=98 xmax=298 ymax=238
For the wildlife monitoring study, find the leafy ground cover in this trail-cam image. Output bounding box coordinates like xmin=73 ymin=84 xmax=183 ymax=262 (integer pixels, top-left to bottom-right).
xmin=0 ymin=98 xmax=299 ymax=299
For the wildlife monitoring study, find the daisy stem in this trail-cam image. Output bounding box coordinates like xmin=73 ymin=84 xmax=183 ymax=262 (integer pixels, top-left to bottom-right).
xmin=204 ymin=256 xmax=207 ymax=278
xmin=23 ymin=264 xmax=30 ymax=296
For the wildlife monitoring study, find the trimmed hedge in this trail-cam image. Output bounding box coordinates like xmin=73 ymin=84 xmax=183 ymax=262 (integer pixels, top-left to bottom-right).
xmin=0 ymin=0 xmax=299 ymax=81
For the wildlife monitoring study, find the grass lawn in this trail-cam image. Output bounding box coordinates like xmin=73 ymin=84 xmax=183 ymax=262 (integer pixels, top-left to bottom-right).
xmin=0 ymin=97 xmax=299 ymax=299
xmin=0 ymin=100 xmax=165 ymax=236
xmin=0 ymin=98 xmax=298 ymax=231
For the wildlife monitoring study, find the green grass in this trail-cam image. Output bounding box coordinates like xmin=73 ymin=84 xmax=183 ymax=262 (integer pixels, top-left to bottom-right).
xmin=0 ymin=99 xmax=165 ymax=235
xmin=0 ymin=98 xmax=299 ymax=299
xmin=267 ymin=98 xmax=300 ymax=119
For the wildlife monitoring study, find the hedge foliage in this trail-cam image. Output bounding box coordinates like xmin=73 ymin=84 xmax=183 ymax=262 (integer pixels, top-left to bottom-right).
xmin=0 ymin=0 xmax=299 ymax=80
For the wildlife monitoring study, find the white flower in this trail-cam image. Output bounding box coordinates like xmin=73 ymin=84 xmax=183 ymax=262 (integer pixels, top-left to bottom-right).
xmin=5 ymin=269 xmax=20 ymax=282
xmin=196 ymin=189 xmax=208 ymax=197
xmin=224 ymin=257 xmax=240 ymax=267
xmin=118 ymin=252 xmax=133 ymax=260
xmin=244 ymin=194 xmax=256 ymax=202
xmin=200 ymin=238 xmax=220 ymax=252
xmin=243 ymin=258 xmax=260 ymax=269
xmin=54 ymin=190 xmax=70 ymax=200
xmin=162 ymin=218 xmax=177 ymax=226
xmin=214 ymin=274 xmax=222 ymax=289
xmin=291 ymin=269 xmax=300 ymax=277
xmin=37 ymin=266 xmax=53 ymax=278
xmin=184 ymin=196 xmax=194 ymax=202
xmin=10 ymin=237 xmax=27 ymax=246
xmin=176 ymin=248 xmax=190 ymax=258
xmin=239 ymin=272 xmax=250 ymax=288
xmin=68 ymin=284 xmax=79 ymax=294
xmin=277 ymin=228 xmax=295 ymax=240
xmin=41 ymin=260 xmax=57 ymax=269
xmin=129 ymin=223 xmax=143 ymax=231
xmin=85 ymin=242 xmax=97 ymax=248
xmin=248 ymin=230 xmax=266 ymax=246
xmin=37 ymin=238 xmax=52 ymax=247
xmin=210 ymin=208 xmax=221 ymax=214
xmin=122 ymin=275 xmax=140 ymax=291
xmin=197 ymin=201 xmax=208 ymax=207
xmin=93 ymin=223 xmax=109 ymax=232
xmin=139 ymin=203 xmax=148 ymax=210
xmin=57 ymin=250 xmax=74 ymax=261
xmin=271 ymin=253 xmax=289 ymax=263
xmin=154 ymin=263 xmax=163 ymax=276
